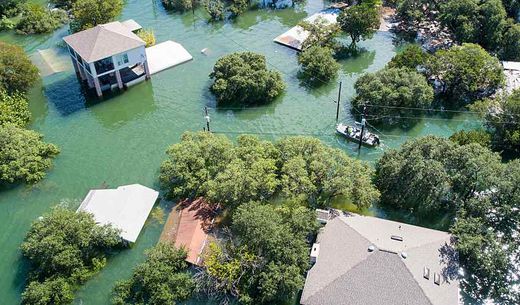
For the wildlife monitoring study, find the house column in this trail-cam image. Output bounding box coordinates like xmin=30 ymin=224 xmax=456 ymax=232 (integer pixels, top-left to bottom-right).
xmin=115 ymin=69 xmax=124 ymax=89
xmin=86 ymin=74 xmax=94 ymax=88
xmin=77 ymin=63 xmax=86 ymax=81
xmin=93 ymin=77 xmax=103 ymax=97
xmin=143 ymin=60 xmax=151 ymax=80
xmin=71 ymin=57 xmax=80 ymax=76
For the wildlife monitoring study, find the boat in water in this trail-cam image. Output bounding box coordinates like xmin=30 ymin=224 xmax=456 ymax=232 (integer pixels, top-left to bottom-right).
xmin=336 ymin=122 xmax=381 ymax=147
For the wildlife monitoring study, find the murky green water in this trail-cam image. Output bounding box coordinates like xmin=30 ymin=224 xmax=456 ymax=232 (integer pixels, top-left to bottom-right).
xmin=0 ymin=0 xmax=481 ymax=304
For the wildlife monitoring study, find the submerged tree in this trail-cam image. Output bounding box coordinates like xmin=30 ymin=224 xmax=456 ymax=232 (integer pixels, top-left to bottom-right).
xmin=112 ymin=243 xmax=195 ymax=305
xmin=204 ymin=0 xmax=225 ymax=20
xmin=387 ymin=44 xmax=430 ymax=70
xmin=297 ymin=46 xmax=340 ymax=86
xmin=0 ymin=89 xmax=30 ymax=127
xmin=16 ymin=4 xmax=68 ymax=35
xmin=299 ymin=17 xmax=341 ymax=51
xmin=0 ymin=41 xmax=39 ymax=94
xmin=209 ymin=52 xmax=285 ymax=105
xmin=70 ymin=0 xmax=123 ymax=32
xmin=338 ymin=3 xmax=380 ymax=49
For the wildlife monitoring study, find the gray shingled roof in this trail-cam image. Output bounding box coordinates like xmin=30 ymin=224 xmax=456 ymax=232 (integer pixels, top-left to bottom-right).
xmin=300 ymin=213 xmax=460 ymax=305
xmin=63 ymin=21 xmax=145 ymax=63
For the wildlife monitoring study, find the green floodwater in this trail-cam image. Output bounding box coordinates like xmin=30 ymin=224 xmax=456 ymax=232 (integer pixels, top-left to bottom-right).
xmin=0 ymin=0 xmax=483 ymax=304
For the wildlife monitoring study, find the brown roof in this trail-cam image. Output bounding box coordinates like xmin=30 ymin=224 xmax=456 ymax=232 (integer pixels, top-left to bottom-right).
xmin=301 ymin=212 xmax=460 ymax=305
xmin=63 ymin=21 xmax=145 ymax=63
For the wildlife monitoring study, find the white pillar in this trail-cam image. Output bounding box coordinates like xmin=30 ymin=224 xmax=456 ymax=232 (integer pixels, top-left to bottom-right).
xmin=115 ymin=70 xmax=124 ymax=89
xmin=144 ymin=60 xmax=151 ymax=80
xmin=93 ymin=77 xmax=103 ymax=97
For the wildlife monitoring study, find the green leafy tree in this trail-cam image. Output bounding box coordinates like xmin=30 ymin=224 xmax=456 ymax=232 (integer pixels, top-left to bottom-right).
xmin=50 ymin=0 xmax=77 ymax=9
xmin=0 ymin=0 xmax=25 ymax=17
xmin=21 ymin=206 xmax=123 ymax=304
xmin=387 ymin=44 xmax=430 ymax=70
xmin=112 ymin=243 xmax=195 ymax=305
xmin=396 ymin=0 xmax=434 ymax=26
xmin=276 ymin=136 xmax=379 ymax=208
xmin=297 ymin=46 xmax=339 ymax=86
xmin=21 ymin=278 xmax=74 ymax=305
xmin=439 ymin=0 xmax=480 ymax=43
xmin=479 ymin=0 xmax=507 ymax=51
xmin=338 ymin=4 xmax=380 ymax=49
xmin=299 ymin=17 xmax=341 ymax=51
xmin=426 ymin=43 xmax=504 ymax=107
xmin=0 ymin=125 xmax=59 ymax=184
xmin=0 ymin=89 xmax=30 ymax=127
xmin=501 ymin=0 xmax=520 ymax=17
xmin=449 ymin=129 xmax=491 ymax=147
xmin=162 ymin=0 xmax=199 ymax=12
xmin=500 ymin=19 xmax=520 ymax=61
xmin=70 ymin=0 xmax=123 ymax=32
xmin=352 ymin=67 xmax=434 ymax=125
xmin=198 ymin=203 xmax=318 ymax=304
xmin=209 ymin=52 xmax=285 ymax=106
xmin=0 ymin=41 xmax=39 ymax=94
xmin=229 ymin=0 xmax=249 ymax=16
xmin=204 ymin=0 xmax=224 ymax=21
xmin=16 ymin=4 xmax=68 ymax=35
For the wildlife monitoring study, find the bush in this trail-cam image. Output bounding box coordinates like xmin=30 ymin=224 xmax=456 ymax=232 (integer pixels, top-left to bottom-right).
xmin=449 ymin=129 xmax=491 ymax=147
xmin=21 ymin=278 xmax=74 ymax=305
xmin=229 ymin=0 xmax=249 ymax=16
xmin=136 ymin=29 xmax=155 ymax=47
xmin=0 ymin=89 xmax=30 ymax=127
xmin=204 ymin=0 xmax=224 ymax=20
xmin=0 ymin=125 xmax=59 ymax=184
xmin=297 ymin=46 xmax=339 ymax=86
xmin=352 ymin=67 xmax=434 ymax=125
xmin=209 ymin=52 xmax=285 ymax=105
xmin=70 ymin=0 xmax=123 ymax=32
xmin=162 ymin=0 xmax=198 ymax=12
xmin=16 ymin=4 xmax=68 ymax=35
xmin=0 ymin=41 xmax=39 ymax=94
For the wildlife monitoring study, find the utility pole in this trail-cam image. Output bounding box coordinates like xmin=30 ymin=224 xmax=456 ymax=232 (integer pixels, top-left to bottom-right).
xmin=335 ymin=81 xmax=342 ymax=122
xmin=358 ymin=105 xmax=366 ymax=151
xmin=204 ymin=107 xmax=211 ymax=132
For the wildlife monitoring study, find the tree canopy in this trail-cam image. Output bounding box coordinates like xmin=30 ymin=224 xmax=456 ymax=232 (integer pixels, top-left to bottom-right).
xmin=209 ymin=52 xmax=285 ymax=106
xmin=0 ymin=124 xmax=59 ymax=184
xmin=0 ymin=89 xmax=30 ymax=127
xmin=162 ymin=0 xmax=199 ymax=12
xmin=0 ymin=41 xmax=38 ymax=94
xmin=299 ymin=17 xmax=341 ymax=51
xmin=387 ymin=44 xmax=430 ymax=70
xmin=16 ymin=4 xmax=67 ymax=35
xmin=21 ymin=206 xmax=123 ymax=305
xmin=352 ymin=67 xmax=434 ymax=125
xmin=160 ymin=132 xmax=379 ymax=210
xmin=297 ymin=46 xmax=340 ymax=86
xmin=426 ymin=43 xmax=504 ymax=107
xmin=70 ymin=0 xmax=123 ymax=32
xmin=112 ymin=243 xmax=195 ymax=305
xmin=449 ymin=129 xmax=491 ymax=147
xmin=338 ymin=3 xmax=380 ymax=49
xmin=197 ymin=202 xmax=318 ymax=304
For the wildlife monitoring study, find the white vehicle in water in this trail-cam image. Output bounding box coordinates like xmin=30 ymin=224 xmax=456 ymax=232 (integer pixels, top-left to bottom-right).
xmin=336 ymin=122 xmax=381 ymax=147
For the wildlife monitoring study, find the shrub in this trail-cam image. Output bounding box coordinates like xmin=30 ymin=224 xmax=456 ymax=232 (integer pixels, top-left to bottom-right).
xmin=16 ymin=4 xmax=68 ymax=35
xmin=136 ymin=29 xmax=155 ymax=47
xmin=209 ymin=52 xmax=285 ymax=105
xmin=0 ymin=89 xmax=30 ymax=127
xmin=0 ymin=41 xmax=39 ymax=94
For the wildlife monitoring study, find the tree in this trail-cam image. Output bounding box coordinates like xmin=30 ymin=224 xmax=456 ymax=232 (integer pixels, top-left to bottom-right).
xmin=500 ymin=19 xmax=520 ymax=61
xmin=299 ymin=17 xmax=341 ymax=51
xmin=162 ymin=0 xmax=198 ymax=12
xmin=70 ymin=0 xmax=123 ymax=32
xmin=21 ymin=278 xmax=74 ymax=305
xmin=204 ymin=0 xmax=224 ymax=21
xmin=50 ymin=0 xmax=77 ymax=9
xmin=198 ymin=203 xmax=318 ymax=304
xmin=0 ymin=41 xmax=39 ymax=94
xmin=0 ymin=0 xmax=25 ymax=17
xmin=338 ymin=4 xmax=380 ymax=49
xmin=209 ymin=52 xmax=285 ymax=106
xmin=352 ymin=67 xmax=434 ymax=125
xmin=0 ymin=89 xmax=30 ymax=127
xmin=229 ymin=0 xmax=249 ymax=16
xmin=449 ymin=129 xmax=491 ymax=147
xmin=473 ymin=90 xmax=520 ymax=156
xmin=387 ymin=44 xmax=430 ymax=70
xmin=112 ymin=243 xmax=195 ymax=305
xmin=0 ymin=125 xmax=59 ymax=184
xmin=16 ymin=4 xmax=68 ymax=35
xmin=136 ymin=29 xmax=156 ymax=47
xmin=439 ymin=0 xmax=480 ymax=43
xmin=426 ymin=43 xmax=504 ymax=107
xmin=502 ymin=0 xmax=520 ymax=17
xmin=21 ymin=206 xmax=123 ymax=304
xmin=297 ymin=46 xmax=339 ymax=86
xmin=479 ymin=0 xmax=507 ymax=51
xmin=276 ymin=136 xmax=379 ymax=209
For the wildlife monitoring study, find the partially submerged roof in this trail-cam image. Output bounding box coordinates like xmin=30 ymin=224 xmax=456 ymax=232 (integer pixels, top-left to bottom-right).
xmin=63 ymin=21 xmax=145 ymax=63
xmin=121 ymin=19 xmax=142 ymax=32
xmin=77 ymin=184 xmax=159 ymax=243
xmin=301 ymin=212 xmax=459 ymax=305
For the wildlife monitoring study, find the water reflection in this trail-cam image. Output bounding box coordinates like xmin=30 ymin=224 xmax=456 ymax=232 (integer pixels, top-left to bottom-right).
xmin=339 ymin=49 xmax=376 ymax=75
xmin=43 ymin=72 xmax=89 ymax=116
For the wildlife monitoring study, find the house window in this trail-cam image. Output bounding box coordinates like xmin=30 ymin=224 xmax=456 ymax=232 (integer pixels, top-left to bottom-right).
xmin=116 ymin=53 xmax=129 ymax=66
xmin=94 ymin=57 xmax=115 ymax=74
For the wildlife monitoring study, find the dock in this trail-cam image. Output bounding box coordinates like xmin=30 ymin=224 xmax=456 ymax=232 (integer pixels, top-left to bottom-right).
xmin=146 ymin=40 xmax=193 ymax=75
xmin=273 ymin=8 xmax=341 ymax=51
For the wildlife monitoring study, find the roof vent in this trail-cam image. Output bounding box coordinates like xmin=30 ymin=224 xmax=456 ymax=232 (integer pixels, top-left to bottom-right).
xmin=391 ymin=235 xmax=403 ymax=242
xmin=368 ymin=245 xmax=375 ymax=252
xmin=401 ymin=252 xmax=408 ymax=259
xmin=434 ymin=273 xmax=441 ymax=285
xmin=310 ymin=243 xmax=320 ymax=264
xmin=423 ymin=267 xmax=430 ymax=280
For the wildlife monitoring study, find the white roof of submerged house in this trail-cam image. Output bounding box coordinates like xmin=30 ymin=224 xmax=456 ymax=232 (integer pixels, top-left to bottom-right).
xmin=503 ymin=61 xmax=520 ymax=71
xmin=77 ymin=184 xmax=159 ymax=243
xmin=63 ymin=20 xmax=145 ymax=63
xmin=301 ymin=212 xmax=460 ymax=305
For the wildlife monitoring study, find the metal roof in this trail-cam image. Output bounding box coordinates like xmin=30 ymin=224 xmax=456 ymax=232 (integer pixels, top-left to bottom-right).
xmin=77 ymin=184 xmax=159 ymax=243
xmin=63 ymin=21 xmax=145 ymax=63
xmin=300 ymin=213 xmax=460 ymax=305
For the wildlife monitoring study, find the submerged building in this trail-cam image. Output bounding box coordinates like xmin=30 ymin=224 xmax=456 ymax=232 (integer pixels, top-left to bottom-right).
xmin=301 ymin=211 xmax=460 ymax=305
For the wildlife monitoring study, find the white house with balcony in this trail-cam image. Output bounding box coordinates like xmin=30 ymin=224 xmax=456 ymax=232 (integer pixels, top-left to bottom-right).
xmin=63 ymin=20 xmax=150 ymax=97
